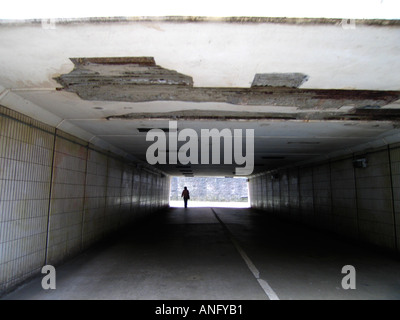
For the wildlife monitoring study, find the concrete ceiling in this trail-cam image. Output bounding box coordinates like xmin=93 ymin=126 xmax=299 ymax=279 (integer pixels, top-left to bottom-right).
xmin=1 ymin=17 xmax=400 ymax=177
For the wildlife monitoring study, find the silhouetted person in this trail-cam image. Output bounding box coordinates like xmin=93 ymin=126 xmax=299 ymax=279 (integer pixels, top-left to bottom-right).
xmin=181 ymin=186 xmax=190 ymax=208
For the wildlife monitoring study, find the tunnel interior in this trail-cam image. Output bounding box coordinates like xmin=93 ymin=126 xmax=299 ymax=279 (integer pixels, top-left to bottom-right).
xmin=1 ymin=16 xmax=400 ymax=299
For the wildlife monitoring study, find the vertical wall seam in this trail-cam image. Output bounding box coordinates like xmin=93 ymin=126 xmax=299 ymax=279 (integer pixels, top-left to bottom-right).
xmin=287 ymin=170 xmax=291 ymax=219
xmin=80 ymin=144 xmax=90 ymax=251
xmin=328 ymin=160 xmax=334 ymax=231
xmin=44 ymin=128 xmax=57 ymax=265
xmin=118 ymin=162 xmax=124 ymax=230
xmin=352 ymin=154 xmax=360 ymax=241
xmin=278 ymin=173 xmax=282 ymax=216
xmin=261 ymin=176 xmax=263 ymax=210
xmin=297 ymin=167 xmax=302 ymax=223
xmin=311 ymin=166 xmax=316 ymax=223
xmin=271 ymin=174 xmax=274 ymax=215
xmin=130 ymin=166 xmax=135 ymax=219
xmin=263 ymin=175 xmax=267 ymax=211
xmin=138 ymin=168 xmax=142 ymax=217
xmin=387 ymin=145 xmax=398 ymax=252
xmin=103 ymin=153 xmax=110 ymax=238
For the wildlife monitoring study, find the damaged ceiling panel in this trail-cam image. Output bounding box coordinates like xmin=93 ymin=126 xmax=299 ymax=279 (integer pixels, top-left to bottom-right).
xmin=106 ymin=108 xmax=400 ymax=121
xmin=56 ymin=57 xmax=193 ymax=87
xmin=55 ymin=57 xmax=400 ymax=119
xmin=2 ymin=18 xmax=400 ymax=177
xmin=251 ymin=73 xmax=309 ymax=88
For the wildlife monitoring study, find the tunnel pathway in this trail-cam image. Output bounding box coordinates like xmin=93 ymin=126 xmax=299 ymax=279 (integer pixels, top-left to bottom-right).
xmin=213 ymin=207 xmax=400 ymax=300
xmin=2 ymin=207 xmax=268 ymax=300
xmin=211 ymin=208 xmax=279 ymax=300
xmin=3 ymin=207 xmax=400 ymax=300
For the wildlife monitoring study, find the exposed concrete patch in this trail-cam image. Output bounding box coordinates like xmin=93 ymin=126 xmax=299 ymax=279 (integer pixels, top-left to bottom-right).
xmin=55 ymin=57 xmax=400 ymax=111
xmin=55 ymin=57 xmax=193 ymax=88
xmin=251 ymin=73 xmax=309 ymax=88
xmin=106 ymin=108 xmax=400 ymax=122
xmin=107 ymin=109 xmax=299 ymax=121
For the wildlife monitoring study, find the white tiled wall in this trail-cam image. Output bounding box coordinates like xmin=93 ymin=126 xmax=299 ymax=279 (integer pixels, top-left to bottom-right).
xmin=82 ymin=148 xmax=108 ymax=249
xmin=132 ymin=168 xmax=142 ymax=218
xmin=355 ymin=149 xmax=395 ymax=249
xmin=279 ymin=173 xmax=290 ymax=218
xmin=330 ymin=158 xmax=358 ymax=238
xmin=288 ymin=169 xmax=300 ymax=222
xmin=313 ymin=164 xmax=332 ymax=231
xmin=120 ymin=164 xmax=134 ymax=226
xmin=249 ymin=147 xmax=400 ymax=253
xmin=105 ymin=157 xmax=123 ymax=235
xmin=299 ymin=167 xmax=314 ymax=225
xmin=0 ymin=106 xmax=170 ymax=295
xmin=272 ymin=177 xmax=281 ymax=215
xmin=260 ymin=175 xmax=266 ymax=210
xmin=46 ymin=132 xmax=88 ymax=265
xmin=266 ymin=174 xmax=273 ymax=211
xmin=390 ymin=145 xmax=400 ymax=251
xmin=0 ymin=107 xmax=54 ymax=293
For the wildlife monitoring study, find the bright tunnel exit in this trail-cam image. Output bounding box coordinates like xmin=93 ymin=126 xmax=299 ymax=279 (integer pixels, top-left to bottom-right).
xmin=169 ymin=177 xmax=250 ymax=208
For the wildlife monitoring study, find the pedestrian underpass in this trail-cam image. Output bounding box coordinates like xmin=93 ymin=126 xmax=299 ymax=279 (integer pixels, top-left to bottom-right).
xmin=1 ymin=14 xmax=400 ymax=301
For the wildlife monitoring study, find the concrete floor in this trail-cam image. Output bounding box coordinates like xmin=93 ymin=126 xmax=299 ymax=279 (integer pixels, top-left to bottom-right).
xmin=3 ymin=207 xmax=400 ymax=300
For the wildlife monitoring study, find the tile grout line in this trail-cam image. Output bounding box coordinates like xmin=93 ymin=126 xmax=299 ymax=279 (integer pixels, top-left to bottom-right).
xmin=44 ymin=128 xmax=57 ymax=265
xmin=210 ymin=208 xmax=279 ymax=300
xmin=387 ymin=145 xmax=398 ymax=253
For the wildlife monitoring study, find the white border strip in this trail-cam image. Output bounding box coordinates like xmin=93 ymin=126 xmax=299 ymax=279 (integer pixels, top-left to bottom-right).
xmin=211 ymin=208 xmax=280 ymax=300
